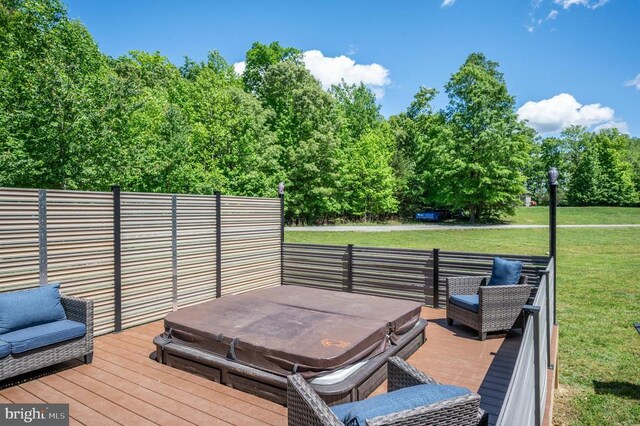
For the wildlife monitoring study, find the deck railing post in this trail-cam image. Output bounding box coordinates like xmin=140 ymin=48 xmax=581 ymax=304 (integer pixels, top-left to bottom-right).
xmin=215 ymin=191 xmax=222 ymax=298
xmin=278 ymin=182 xmax=285 ymax=286
xmin=111 ymin=185 xmax=122 ymax=332
xmin=347 ymin=244 xmax=354 ymax=293
xmin=171 ymin=195 xmax=178 ymax=311
xmin=548 ymin=167 xmax=558 ymax=326
xmin=432 ymin=248 xmax=440 ymax=308
xmin=524 ymin=304 xmax=542 ymax=426
xmin=38 ymin=189 xmax=48 ymax=285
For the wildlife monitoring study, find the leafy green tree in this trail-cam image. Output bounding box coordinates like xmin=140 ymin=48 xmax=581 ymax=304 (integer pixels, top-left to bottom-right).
xmin=0 ymin=0 xmax=116 ymax=189
xmin=330 ymin=81 xmax=382 ymax=142
xmin=176 ymin=52 xmax=280 ymax=196
xmin=108 ymin=51 xmax=196 ymax=192
xmin=568 ymin=129 xmax=638 ymax=205
xmin=242 ymin=41 xmax=302 ymax=94
xmin=330 ymin=82 xmax=398 ymax=219
xmin=389 ymin=87 xmax=449 ymax=216
xmin=441 ymin=53 xmax=533 ymax=222
xmin=258 ymin=61 xmax=341 ymax=222
xmin=625 ymin=136 xmax=640 ymax=195
xmin=340 ymin=123 xmax=398 ymax=220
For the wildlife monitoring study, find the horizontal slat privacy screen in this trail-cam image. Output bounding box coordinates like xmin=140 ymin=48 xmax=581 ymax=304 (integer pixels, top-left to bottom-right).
xmin=0 ymin=189 xmax=41 ymax=292
xmin=120 ymin=192 xmax=174 ymax=329
xmin=352 ymin=246 xmax=434 ymax=304
xmin=0 ymin=187 xmax=282 ymax=335
xmin=176 ymin=195 xmax=217 ymax=308
xmin=283 ymin=243 xmax=436 ymax=304
xmin=220 ymin=196 xmax=281 ymax=296
xmin=283 ymin=243 xmax=346 ymax=292
xmin=47 ymin=190 xmax=115 ymax=335
xmin=283 ymin=243 xmax=549 ymax=306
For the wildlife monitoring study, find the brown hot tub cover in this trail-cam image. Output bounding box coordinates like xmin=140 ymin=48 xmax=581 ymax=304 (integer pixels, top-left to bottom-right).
xmin=163 ymin=286 xmax=422 ymax=378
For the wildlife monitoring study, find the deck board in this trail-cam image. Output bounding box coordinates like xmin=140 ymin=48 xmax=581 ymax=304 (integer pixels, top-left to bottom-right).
xmin=0 ymin=307 xmax=519 ymax=426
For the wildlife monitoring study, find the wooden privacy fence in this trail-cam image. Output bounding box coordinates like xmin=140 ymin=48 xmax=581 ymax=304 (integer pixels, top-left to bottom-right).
xmin=283 ymin=243 xmax=549 ymax=307
xmin=0 ymin=188 xmax=282 ymax=335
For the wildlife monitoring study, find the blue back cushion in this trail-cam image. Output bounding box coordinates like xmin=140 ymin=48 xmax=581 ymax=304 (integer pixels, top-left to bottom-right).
xmin=331 ymin=383 xmax=471 ymax=426
xmin=0 ymin=283 xmax=67 ymax=334
xmin=488 ymin=257 xmax=523 ymax=286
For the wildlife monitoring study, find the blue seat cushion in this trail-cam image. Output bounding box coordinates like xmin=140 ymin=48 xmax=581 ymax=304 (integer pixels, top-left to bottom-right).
xmin=0 ymin=340 xmax=10 ymax=358
xmin=0 ymin=320 xmax=86 ymax=354
xmin=488 ymin=257 xmax=523 ymax=286
xmin=331 ymin=383 xmax=471 ymax=426
xmin=0 ymin=283 xmax=67 ymax=334
xmin=449 ymin=295 xmax=479 ymax=313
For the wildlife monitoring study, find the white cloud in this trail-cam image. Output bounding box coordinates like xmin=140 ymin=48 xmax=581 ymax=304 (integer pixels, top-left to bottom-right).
xmin=553 ymin=0 xmax=609 ymax=9
xmin=594 ymin=121 xmax=630 ymax=134
xmin=441 ymin=0 xmax=456 ymax=7
xmin=517 ymin=93 xmax=627 ymax=134
xmin=528 ymin=0 xmax=608 ymax=32
xmin=233 ymin=61 xmax=246 ymax=75
xmin=625 ymin=74 xmax=640 ymax=90
xmin=527 ymin=7 xmax=559 ymax=32
xmin=302 ymin=50 xmax=391 ymax=97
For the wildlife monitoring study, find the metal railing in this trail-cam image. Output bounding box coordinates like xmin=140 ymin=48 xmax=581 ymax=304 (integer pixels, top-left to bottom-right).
xmin=497 ymin=257 xmax=556 ymax=426
xmin=283 ymin=243 xmax=549 ymax=307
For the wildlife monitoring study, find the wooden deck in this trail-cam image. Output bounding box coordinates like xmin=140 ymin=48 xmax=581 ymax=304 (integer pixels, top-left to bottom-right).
xmin=0 ymin=307 xmax=521 ymax=425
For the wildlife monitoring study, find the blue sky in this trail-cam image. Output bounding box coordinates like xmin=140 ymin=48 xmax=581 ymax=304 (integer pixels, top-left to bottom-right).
xmin=65 ymin=0 xmax=640 ymax=136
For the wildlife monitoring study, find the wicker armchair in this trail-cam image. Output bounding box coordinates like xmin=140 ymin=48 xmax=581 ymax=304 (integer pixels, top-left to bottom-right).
xmin=446 ymin=275 xmax=530 ymax=341
xmin=0 ymin=295 xmax=94 ymax=381
xmin=287 ymin=356 xmax=488 ymax=426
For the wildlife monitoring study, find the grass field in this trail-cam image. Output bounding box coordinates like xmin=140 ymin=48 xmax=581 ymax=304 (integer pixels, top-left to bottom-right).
xmin=509 ymin=206 xmax=640 ymax=225
xmin=285 ymin=227 xmax=640 ymax=425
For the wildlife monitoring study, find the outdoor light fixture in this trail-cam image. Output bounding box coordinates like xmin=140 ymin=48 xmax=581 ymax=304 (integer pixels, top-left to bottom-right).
xmin=278 ymin=182 xmax=285 ymax=195
xmin=548 ymin=167 xmax=558 ymax=186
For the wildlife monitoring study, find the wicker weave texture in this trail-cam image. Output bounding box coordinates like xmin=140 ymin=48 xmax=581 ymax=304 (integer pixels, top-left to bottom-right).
xmin=446 ymin=276 xmax=530 ymax=340
xmin=0 ymin=295 xmax=94 ymax=381
xmin=287 ymin=374 xmax=343 ymax=426
xmin=287 ymin=356 xmax=485 ymax=426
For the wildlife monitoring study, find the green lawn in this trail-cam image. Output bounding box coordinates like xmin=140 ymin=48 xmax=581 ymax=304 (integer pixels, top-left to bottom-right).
xmin=509 ymin=206 xmax=640 ymax=225
xmin=286 ymin=228 xmax=640 ymax=425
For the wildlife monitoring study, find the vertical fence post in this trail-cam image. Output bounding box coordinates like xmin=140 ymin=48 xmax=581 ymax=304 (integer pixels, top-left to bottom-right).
xmin=278 ymin=182 xmax=285 ymax=286
xmin=524 ymin=304 xmax=542 ymax=426
xmin=111 ymin=185 xmax=122 ymax=332
xmin=215 ymin=191 xmax=222 ymax=299
xmin=347 ymin=244 xmax=354 ymax=293
xmin=548 ymin=167 xmax=558 ymax=326
xmin=432 ymin=248 xmax=440 ymax=308
xmin=171 ymin=195 xmax=178 ymax=311
xmin=38 ymin=189 xmax=48 ymax=285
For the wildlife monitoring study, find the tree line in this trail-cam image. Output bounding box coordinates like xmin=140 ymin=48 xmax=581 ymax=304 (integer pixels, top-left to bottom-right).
xmin=1 ymin=0 xmax=638 ymax=223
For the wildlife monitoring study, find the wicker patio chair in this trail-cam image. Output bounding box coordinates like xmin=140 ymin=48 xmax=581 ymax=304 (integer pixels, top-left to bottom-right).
xmin=446 ymin=275 xmax=530 ymax=341
xmin=0 ymin=295 xmax=94 ymax=381
xmin=287 ymin=356 xmax=488 ymax=426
